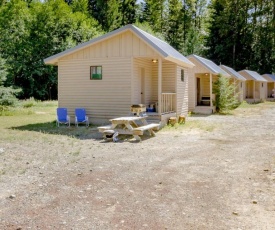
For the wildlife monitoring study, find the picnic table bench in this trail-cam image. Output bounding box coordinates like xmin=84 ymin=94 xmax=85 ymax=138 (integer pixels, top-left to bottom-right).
xmin=98 ymin=116 xmax=159 ymax=141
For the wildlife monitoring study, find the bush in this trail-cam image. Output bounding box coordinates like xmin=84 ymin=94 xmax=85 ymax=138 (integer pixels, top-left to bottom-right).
xmin=213 ymin=74 xmax=239 ymax=114
xmin=0 ymin=86 xmax=21 ymax=106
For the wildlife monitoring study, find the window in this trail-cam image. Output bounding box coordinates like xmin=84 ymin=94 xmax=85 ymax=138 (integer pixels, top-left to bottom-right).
xmin=90 ymin=66 xmax=102 ymax=80
xmin=181 ymin=69 xmax=184 ymax=82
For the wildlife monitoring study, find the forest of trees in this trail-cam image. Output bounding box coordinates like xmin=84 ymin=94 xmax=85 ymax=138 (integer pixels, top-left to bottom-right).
xmin=0 ymin=0 xmax=274 ymax=101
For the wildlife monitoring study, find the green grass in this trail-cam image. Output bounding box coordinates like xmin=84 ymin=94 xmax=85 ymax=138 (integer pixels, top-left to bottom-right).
xmin=0 ymin=100 xmax=95 ymax=141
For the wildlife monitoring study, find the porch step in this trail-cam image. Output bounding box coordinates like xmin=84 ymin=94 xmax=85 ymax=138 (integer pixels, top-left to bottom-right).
xmin=193 ymin=106 xmax=214 ymax=115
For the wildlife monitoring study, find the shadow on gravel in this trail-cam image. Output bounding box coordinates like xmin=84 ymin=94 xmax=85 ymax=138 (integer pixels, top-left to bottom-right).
xmin=11 ymin=121 xmax=104 ymax=140
xmin=11 ymin=122 xmax=155 ymax=142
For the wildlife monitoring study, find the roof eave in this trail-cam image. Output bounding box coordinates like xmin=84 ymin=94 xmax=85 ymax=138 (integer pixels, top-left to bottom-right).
xmin=165 ymin=56 xmax=195 ymax=68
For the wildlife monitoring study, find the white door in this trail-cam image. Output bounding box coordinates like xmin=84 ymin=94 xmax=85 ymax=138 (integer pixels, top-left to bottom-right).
xmin=140 ymin=68 xmax=145 ymax=104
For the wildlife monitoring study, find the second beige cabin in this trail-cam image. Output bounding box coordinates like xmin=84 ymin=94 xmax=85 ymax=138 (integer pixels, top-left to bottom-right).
xmin=187 ymin=55 xmax=230 ymax=114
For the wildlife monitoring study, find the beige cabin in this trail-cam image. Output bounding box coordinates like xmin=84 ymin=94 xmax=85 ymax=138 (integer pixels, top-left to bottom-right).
xmin=44 ymin=24 xmax=194 ymax=124
xmin=262 ymin=74 xmax=275 ymax=100
xmin=187 ymin=55 xmax=230 ymax=114
xmin=220 ymin=65 xmax=246 ymax=102
xmin=238 ymin=70 xmax=267 ymax=102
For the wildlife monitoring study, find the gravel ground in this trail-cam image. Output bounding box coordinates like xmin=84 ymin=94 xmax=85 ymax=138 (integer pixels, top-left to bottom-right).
xmin=0 ymin=103 xmax=275 ymax=230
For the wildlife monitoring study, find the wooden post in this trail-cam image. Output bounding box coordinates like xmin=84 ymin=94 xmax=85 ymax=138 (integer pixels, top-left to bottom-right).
xmin=168 ymin=117 xmax=177 ymax=126
xmin=158 ymin=58 xmax=162 ymax=115
xmin=178 ymin=115 xmax=185 ymax=124
xmin=253 ymin=81 xmax=255 ymax=99
xmin=210 ymin=73 xmax=213 ymax=107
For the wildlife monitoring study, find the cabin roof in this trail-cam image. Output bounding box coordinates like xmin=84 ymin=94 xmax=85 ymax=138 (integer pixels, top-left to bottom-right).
xmin=220 ymin=65 xmax=246 ymax=81
xmin=187 ymin=54 xmax=230 ymax=77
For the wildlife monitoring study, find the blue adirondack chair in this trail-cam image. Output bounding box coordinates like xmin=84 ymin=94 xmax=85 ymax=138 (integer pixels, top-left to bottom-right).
xmin=56 ymin=108 xmax=70 ymax=127
xmin=75 ymin=108 xmax=89 ymax=127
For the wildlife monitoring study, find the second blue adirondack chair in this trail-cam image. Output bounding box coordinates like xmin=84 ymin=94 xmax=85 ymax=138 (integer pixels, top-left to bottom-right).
xmin=75 ymin=108 xmax=89 ymax=127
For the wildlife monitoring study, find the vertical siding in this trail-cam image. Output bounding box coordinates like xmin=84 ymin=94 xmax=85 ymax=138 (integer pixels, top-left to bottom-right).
xmin=69 ymin=30 xmax=160 ymax=59
xmin=58 ymin=58 xmax=131 ymax=119
xmin=176 ymin=66 xmax=188 ymax=116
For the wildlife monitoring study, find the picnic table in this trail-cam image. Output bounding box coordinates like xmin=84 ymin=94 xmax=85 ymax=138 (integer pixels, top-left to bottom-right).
xmin=98 ymin=116 xmax=159 ymax=141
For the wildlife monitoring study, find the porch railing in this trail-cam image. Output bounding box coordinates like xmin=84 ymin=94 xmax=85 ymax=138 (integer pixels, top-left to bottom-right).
xmin=161 ymin=93 xmax=176 ymax=113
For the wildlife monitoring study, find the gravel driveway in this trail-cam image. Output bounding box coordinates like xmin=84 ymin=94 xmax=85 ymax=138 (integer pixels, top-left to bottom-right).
xmin=0 ymin=103 xmax=275 ymax=229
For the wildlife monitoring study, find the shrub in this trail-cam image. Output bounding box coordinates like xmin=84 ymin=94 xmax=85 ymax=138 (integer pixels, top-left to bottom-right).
xmin=213 ymin=74 xmax=239 ymax=114
xmin=0 ymin=86 xmax=21 ymax=107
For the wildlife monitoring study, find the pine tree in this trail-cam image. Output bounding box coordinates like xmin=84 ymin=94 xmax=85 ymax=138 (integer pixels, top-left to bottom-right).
xmin=166 ymin=0 xmax=184 ymax=51
xmin=213 ymin=74 xmax=239 ymax=114
xmin=120 ymin=0 xmax=137 ymax=26
xmin=89 ymin=0 xmax=122 ymax=31
xmin=143 ymin=0 xmax=166 ymax=33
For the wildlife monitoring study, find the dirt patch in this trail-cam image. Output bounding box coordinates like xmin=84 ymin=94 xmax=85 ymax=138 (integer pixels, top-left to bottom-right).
xmin=0 ymin=104 xmax=275 ymax=229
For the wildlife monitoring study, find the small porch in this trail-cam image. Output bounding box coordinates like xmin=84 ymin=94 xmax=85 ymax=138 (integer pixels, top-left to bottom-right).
xmin=245 ymin=80 xmax=262 ymax=102
xmin=133 ymin=57 xmax=178 ymax=124
xmin=194 ymin=73 xmax=217 ymax=114
xmin=267 ymin=82 xmax=275 ymax=99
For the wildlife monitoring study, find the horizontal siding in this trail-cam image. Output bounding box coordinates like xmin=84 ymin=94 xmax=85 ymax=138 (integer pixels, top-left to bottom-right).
xmin=58 ymin=58 xmax=132 ymax=118
xmin=176 ymin=66 xmax=188 ymax=116
xmin=162 ymin=61 xmax=176 ymax=92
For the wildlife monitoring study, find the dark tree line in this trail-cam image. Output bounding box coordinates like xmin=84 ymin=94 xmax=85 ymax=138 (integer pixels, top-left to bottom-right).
xmin=0 ymin=0 xmax=274 ymax=101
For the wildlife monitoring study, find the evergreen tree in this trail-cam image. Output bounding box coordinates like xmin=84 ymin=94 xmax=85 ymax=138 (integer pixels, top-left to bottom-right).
xmin=143 ymin=0 xmax=166 ymax=33
xmin=120 ymin=0 xmax=137 ymax=25
xmin=205 ymin=0 xmax=275 ymax=74
xmin=213 ymin=74 xmax=239 ymax=114
xmin=166 ymin=0 xmax=183 ymax=51
xmin=89 ymin=0 xmax=122 ymax=31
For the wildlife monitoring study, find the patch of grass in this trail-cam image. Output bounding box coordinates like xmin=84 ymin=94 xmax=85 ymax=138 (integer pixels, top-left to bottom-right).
xmin=162 ymin=120 xmax=216 ymax=132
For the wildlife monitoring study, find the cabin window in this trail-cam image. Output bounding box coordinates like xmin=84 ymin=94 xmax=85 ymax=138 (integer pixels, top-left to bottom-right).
xmin=181 ymin=69 xmax=184 ymax=82
xmin=90 ymin=66 xmax=102 ymax=80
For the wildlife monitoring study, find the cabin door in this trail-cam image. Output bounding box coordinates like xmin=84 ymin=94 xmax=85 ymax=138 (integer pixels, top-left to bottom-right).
xmin=140 ymin=68 xmax=145 ymax=104
xmin=196 ymin=77 xmax=200 ymax=105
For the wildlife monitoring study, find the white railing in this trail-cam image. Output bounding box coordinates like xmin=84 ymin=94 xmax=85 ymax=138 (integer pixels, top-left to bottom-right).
xmin=161 ymin=93 xmax=176 ymax=113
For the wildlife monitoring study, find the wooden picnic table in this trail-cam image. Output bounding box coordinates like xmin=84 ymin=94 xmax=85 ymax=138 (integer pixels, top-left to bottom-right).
xmin=98 ymin=116 xmax=159 ymax=141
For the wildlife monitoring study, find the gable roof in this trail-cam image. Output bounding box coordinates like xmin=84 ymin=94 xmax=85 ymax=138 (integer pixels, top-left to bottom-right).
xmin=220 ymin=65 xmax=246 ymax=81
xmin=187 ymin=54 xmax=230 ymax=77
xmin=239 ymin=70 xmax=267 ymax=82
xmin=262 ymin=74 xmax=275 ymax=82
xmin=44 ymin=24 xmax=194 ymax=68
